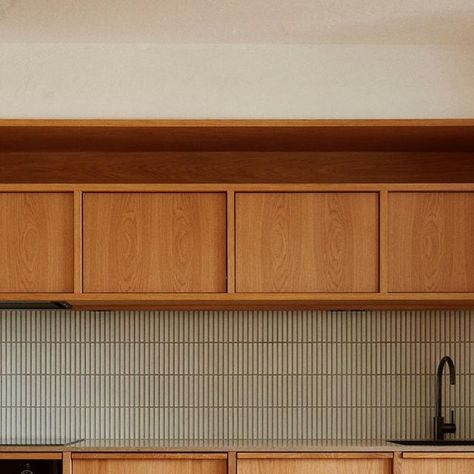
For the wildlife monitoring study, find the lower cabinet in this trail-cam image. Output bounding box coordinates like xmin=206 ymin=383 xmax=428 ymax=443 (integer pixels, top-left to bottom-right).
xmin=398 ymin=453 xmax=474 ymax=474
xmin=71 ymin=451 xmax=474 ymax=474
xmin=237 ymin=453 xmax=392 ymax=474
xmin=72 ymin=453 xmax=228 ymax=474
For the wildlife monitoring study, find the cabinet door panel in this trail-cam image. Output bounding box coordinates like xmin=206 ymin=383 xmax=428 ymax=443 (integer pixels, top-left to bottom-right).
xmin=0 ymin=192 xmax=74 ymax=292
xmin=73 ymin=458 xmax=227 ymax=474
xmin=238 ymin=458 xmax=391 ymax=474
xmin=236 ymin=192 xmax=378 ymax=292
xmin=83 ymin=193 xmax=227 ymax=293
xmin=400 ymin=458 xmax=474 ymax=474
xmin=389 ymin=192 xmax=474 ymax=292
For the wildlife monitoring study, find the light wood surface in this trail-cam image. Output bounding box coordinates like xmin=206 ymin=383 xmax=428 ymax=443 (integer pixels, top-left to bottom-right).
xmin=73 ymin=458 xmax=227 ymax=474
xmin=83 ymin=193 xmax=227 ymax=293
xmin=228 ymin=452 xmax=237 ymax=474
xmin=389 ymin=192 xmax=474 ymax=292
xmin=236 ymin=193 xmax=378 ymax=292
xmin=0 ymin=292 xmax=474 ymax=306
xmin=238 ymin=453 xmax=393 ymax=459
xmin=0 ymin=183 xmax=472 ymax=306
xmin=0 ymin=453 xmax=62 ymax=459
xmin=398 ymin=457 xmax=474 ymax=473
xmin=70 ymin=300 xmax=474 ymax=310
xmin=72 ymin=454 xmax=227 ymax=460
xmin=403 ymin=453 xmax=474 ymax=459
xmin=63 ymin=452 xmax=72 ymax=474
xmin=0 ymin=192 xmax=74 ymax=292
xmin=393 ymin=453 xmax=403 ymax=474
xmin=379 ymin=190 xmax=389 ymax=293
xmin=226 ymin=191 xmax=235 ymax=293
xmin=73 ymin=191 xmax=83 ymax=293
xmin=237 ymin=457 xmax=392 ymax=474
xmin=2 ymin=119 xmax=473 ymax=127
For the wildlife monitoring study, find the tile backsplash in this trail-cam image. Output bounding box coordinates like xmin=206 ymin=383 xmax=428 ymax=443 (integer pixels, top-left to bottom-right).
xmin=0 ymin=310 xmax=472 ymax=442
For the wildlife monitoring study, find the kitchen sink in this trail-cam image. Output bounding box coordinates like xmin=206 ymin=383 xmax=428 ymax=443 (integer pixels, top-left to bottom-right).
xmin=388 ymin=439 xmax=474 ymax=446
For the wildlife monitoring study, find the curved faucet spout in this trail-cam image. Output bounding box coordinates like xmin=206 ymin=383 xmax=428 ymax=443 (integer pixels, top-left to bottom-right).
xmin=434 ymin=356 xmax=456 ymax=440
xmin=437 ymin=356 xmax=456 ymax=386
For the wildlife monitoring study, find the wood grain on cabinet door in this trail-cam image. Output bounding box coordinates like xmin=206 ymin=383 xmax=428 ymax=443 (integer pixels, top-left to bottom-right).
xmin=399 ymin=459 xmax=474 ymax=474
xmin=0 ymin=192 xmax=74 ymax=292
xmin=235 ymin=193 xmax=378 ymax=292
xmin=83 ymin=193 xmax=227 ymax=293
xmin=73 ymin=458 xmax=227 ymax=474
xmin=238 ymin=458 xmax=391 ymax=474
xmin=388 ymin=192 xmax=474 ymax=292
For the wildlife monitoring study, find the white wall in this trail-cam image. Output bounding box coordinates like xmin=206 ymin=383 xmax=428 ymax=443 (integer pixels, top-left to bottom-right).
xmin=1 ymin=44 xmax=473 ymax=118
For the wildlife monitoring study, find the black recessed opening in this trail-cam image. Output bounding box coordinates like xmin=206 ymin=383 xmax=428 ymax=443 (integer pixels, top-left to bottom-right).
xmin=0 ymin=301 xmax=71 ymax=310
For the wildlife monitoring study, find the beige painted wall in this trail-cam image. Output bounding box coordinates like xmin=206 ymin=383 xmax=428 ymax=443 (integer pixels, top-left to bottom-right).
xmin=1 ymin=44 xmax=473 ymax=118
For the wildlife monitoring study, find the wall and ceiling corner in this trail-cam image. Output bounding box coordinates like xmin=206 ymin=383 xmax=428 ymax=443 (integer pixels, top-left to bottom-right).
xmin=0 ymin=2 xmax=474 ymax=118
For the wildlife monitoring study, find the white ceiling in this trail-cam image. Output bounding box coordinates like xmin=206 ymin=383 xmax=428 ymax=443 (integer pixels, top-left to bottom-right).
xmin=0 ymin=0 xmax=473 ymax=44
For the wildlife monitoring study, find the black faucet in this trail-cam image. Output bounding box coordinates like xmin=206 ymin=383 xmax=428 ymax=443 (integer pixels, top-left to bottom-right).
xmin=433 ymin=356 xmax=456 ymax=441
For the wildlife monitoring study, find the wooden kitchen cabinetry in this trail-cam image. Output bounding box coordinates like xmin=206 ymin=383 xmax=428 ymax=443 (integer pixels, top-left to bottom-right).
xmin=0 ymin=192 xmax=74 ymax=293
xmin=388 ymin=192 xmax=474 ymax=292
xmin=0 ymin=120 xmax=474 ymax=307
xmin=83 ymin=192 xmax=227 ymax=293
xmin=237 ymin=453 xmax=392 ymax=474
xmin=235 ymin=192 xmax=379 ymax=292
xmin=72 ymin=453 xmax=228 ymax=474
xmin=396 ymin=453 xmax=474 ymax=474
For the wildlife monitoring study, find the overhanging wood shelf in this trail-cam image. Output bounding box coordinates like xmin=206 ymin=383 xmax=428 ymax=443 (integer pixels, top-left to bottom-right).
xmin=0 ymin=119 xmax=473 ymax=309
xmin=2 ymin=119 xmax=474 ymax=152
xmin=1 ymin=119 xmax=474 ymax=184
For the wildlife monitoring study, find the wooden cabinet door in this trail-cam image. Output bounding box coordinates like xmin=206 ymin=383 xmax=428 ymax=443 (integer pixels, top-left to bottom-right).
xmin=73 ymin=455 xmax=227 ymax=474
xmin=400 ymin=456 xmax=474 ymax=474
xmin=83 ymin=193 xmax=227 ymax=293
xmin=235 ymin=192 xmax=378 ymax=292
xmin=388 ymin=192 xmax=474 ymax=292
xmin=0 ymin=192 xmax=74 ymax=293
xmin=238 ymin=455 xmax=392 ymax=474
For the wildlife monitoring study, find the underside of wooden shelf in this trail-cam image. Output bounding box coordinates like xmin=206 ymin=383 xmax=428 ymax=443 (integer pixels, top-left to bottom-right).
xmin=0 ymin=119 xmax=473 ymax=184
xmin=1 ymin=119 xmax=474 ymax=152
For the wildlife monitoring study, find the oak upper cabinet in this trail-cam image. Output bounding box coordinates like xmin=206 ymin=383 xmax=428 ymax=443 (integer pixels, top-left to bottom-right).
xmin=388 ymin=192 xmax=474 ymax=292
xmin=0 ymin=192 xmax=74 ymax=293
xmin=72 ymin=454 xmax=227 ymax=474
xmin=235 ymin=193 xmax=379 ymax=292
xmin=83 ymin=193 xmax=227 ymax=293
xmin=237 ymin=454 xmax=392 ymax=474
xmin=398 ymin=454 xmax=474 ymax=474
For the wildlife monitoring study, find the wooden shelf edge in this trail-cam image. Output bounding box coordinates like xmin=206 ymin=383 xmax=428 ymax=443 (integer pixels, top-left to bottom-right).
xmin=0 ymin=183 xmax=473 ymax=192
xmin=402 ymin=452 xmax=474 ymax=459
xmin=0 ymin=293 xmax=471 ymax=302
xmin=0 ymin=453 xmax=63 ymax=460
xmin=1 ymin=119 xmax=474 ymax=128
xmin=0 ymin=293 xmax=473 ymax=311
xmin=72 ymin=453 xmax=227 ymax=460
xmin=237 ymin=452 xmax=394 ymax=459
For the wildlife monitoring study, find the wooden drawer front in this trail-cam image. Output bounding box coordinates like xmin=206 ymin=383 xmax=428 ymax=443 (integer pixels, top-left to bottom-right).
xmin=83 ymin=193 xmax=227 ymax=293
xmin=400 ymin=458 xmax=474 ymax=474
xmin=0 ymin=192 xmax=74 ymax=293
xmin=389 ymin=192 xmax=474 ymax=292
xmin=238 ymin=458 xmax=391 ymax=474
xmin=73 ymin=458 xmax=227 ymax=474
xmin=236 ymin=192 xmax=379 ymax=292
